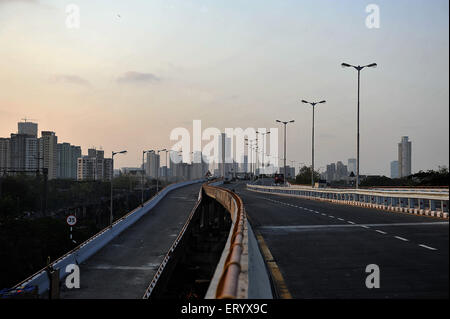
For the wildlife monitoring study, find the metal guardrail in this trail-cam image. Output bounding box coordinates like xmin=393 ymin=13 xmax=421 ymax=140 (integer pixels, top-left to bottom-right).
xmin=203 ymin=183 xmax=247 ymax=299
xmin=248 ymin=184 xmax=449 ymax=219
xmin=11 ymin=179 xmax=206 ymax=296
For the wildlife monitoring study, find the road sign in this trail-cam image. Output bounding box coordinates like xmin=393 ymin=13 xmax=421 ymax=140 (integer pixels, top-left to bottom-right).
xmin=66 ymin=215 xmax=77 ymax=226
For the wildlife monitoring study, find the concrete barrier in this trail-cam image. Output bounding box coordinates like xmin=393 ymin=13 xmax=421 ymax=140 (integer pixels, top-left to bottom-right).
xmin=247 ymin=184 xmax=449 ymax=220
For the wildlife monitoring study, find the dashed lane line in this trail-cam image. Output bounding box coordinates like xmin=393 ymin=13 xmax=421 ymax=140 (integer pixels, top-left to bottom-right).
xmin=419 ymin=244 xmax=437 ymax=251
xmin=394 ymin=236 xmax=409 ymax=242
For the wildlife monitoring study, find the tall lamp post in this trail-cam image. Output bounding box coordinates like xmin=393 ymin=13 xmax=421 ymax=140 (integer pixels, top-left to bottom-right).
xmin=261 ymin=131 xmax=271 ymax=175
xmin=276 ymin=120 xmax=295 ymax=185
xmin=301 ymin=99 xmax=326 ymax=188
xmin=341 ymin=62 xmax=377 ymax=189
xmin=156 ymin=149 xmax=167 ymax=193
xmin=161 ymin=149 xmax=169 ymax=185
xmin=111 ymin=150 xmax=127 ymax=226
xmin=141 ymin=150 xmax=154 ymax=206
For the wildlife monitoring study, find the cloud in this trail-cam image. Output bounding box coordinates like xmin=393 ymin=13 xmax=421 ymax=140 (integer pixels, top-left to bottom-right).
xmin=50 ymin=74 xmax=90 ymax=86
xmin=117 ymin=72 xmax=161 ymax=84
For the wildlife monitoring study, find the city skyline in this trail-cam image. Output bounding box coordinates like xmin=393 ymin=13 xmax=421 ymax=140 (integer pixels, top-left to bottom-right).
xmin=0 ymin=0 xmax=448 ymax=175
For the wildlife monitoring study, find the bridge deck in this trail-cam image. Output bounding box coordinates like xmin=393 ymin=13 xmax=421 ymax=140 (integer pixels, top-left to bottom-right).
xmin=60 ymin=182 xmax=202 ymax=299
xmin=230 ymin=182 xmax=448 ymax=299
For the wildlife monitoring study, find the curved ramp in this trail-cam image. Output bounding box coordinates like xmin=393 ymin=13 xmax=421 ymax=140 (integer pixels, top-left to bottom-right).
xmin=60 ymin=182 xmax=203 ymax=299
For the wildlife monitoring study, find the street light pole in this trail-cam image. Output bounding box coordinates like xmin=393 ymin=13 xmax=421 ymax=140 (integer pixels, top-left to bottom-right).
xmin=301 ymin=99 xmax=326 ymax=188
xmin=276 ymin=120 xmax=295 ymax=185
xmin=341 ymin=62 xmax=377 ymax=189
xmin=111 ymin=150 xmax=127 ymax=226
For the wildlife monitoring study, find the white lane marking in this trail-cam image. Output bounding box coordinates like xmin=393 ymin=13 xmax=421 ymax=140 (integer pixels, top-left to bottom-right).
xmin=347 ymin=221 xmax=355 ymax=225
xmin=375 ymin=230 xmax=387 ymax=234
xmin=360 ymin=225 xmax=370 ymax=229
xmin=321 ymin=213 xmax=326 ymax=216
xmin=394 ymin=236 xmax=409 ymax=242
xmin=338 ymin=218 xmax=344 ymax=221
xmin=419 ymin=244 xmax=437 ymax=251
xmin=329 ymin=215 xmax=335 ymax=218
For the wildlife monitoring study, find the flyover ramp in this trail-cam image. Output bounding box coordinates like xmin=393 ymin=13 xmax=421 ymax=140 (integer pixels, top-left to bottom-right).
xmin=227 ymin=182 xmax=448 ymax=298
xmin=60 ymin=182 xmax=203 ymax=299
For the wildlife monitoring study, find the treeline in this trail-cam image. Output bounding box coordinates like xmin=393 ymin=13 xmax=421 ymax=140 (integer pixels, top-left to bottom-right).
xmin=360 ymin=167 xmax=449 ymax=187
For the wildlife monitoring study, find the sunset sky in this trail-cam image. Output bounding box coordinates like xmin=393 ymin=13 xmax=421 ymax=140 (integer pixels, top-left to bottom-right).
xmin=0 ymin=0 xmax=448 ymax=174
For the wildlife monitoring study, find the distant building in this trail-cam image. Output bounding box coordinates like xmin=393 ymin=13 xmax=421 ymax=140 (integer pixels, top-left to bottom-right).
xmin=77 ymin=156 xmax=97 ymax=180
xmin=279 ymin=166 xmax=295 ymax=179
xmin=326 ymin=163 xmax=336 ymax=182
xmin=9 ymin=133 xmax=39 ymax=173
xmin=77 ymin=148 xmax=112 ymax=181
xmin=348 ymin=158 xmax=356 ymax=176
xmin=146 ymin=152 xmax=160 ymax=178
xmin=398 ymin=136 xmax=412 ymax=177
xmin=18 ymin=121 xmax=38 ymax=137
xmin=0 ymin=138 xmax=10 ymax=171
xmin=390 ymin=160 xmax=399 ymax=179
xmin=40 ymin=131 xmax=58 ymax=179
xmin=58 ymin=143 xmax=81 ymax=179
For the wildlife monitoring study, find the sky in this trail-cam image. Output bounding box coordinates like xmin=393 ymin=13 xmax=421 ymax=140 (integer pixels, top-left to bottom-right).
xmin=0 ymin=0 xmax=448 ymax=175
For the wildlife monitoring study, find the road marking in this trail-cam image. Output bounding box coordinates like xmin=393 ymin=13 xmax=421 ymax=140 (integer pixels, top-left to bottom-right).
xmin=360 ymin=225 xmax=370 ymax=229
xmin=329 ymin=215 xmax=335 ymax=218
xmin=338 ymin=218 xmax=344 ymax=221
xmin=321 ymin=213 xmax=326 ymax=216
xmin=394 ymin=236 xmax=409 ymax=242
xmin=254 ymin=232 xmax=292 ymax=299
xmin=259 ymin=222 xmax=447 ymax=231
xmin=418 ymin=244 xmax=437 ymax=251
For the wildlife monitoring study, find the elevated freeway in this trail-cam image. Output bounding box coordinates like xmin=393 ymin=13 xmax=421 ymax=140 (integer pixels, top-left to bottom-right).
xmin=61 ymin=182 xmax=203 ymax=299
xmin=228 ymin=181 xmax=449 ymax=298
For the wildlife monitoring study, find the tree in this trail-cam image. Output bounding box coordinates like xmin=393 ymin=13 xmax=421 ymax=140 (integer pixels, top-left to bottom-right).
xmin=294 ymin=166 xmax=320 ymax=185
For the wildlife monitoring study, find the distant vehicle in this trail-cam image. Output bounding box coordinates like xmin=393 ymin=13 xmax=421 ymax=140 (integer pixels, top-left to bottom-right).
xmin=274 ymin=173 xmax=284 ymax=185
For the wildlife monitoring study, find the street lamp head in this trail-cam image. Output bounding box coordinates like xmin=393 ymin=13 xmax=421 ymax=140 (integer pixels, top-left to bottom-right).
xmin=366 ymin=63 xmax=377 ymax=68
xmin=341 ymin=63 xmax=352 ymax=68
xmin=289 ymin=120 xmax=295 ymax=123
xmin=319 ymin=100 xmax=326 ymax=104
xmin=301 ymin=99 xmax=309 ymax=104
xmin=276 ymin=120 xmax=281 ymax=123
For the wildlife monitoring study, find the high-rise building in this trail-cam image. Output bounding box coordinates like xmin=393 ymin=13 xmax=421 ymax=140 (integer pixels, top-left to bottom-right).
xmin=18 ymin=121 xmax=38 ymax=137
xmin=146 ymin=151 xmax=160 ymax=178
xmin=348 ymin=158 xmax=356 ymax=176
xmin=326 ymin=163 xmax=336 ymax=182
xmin=336 ymin=161 xmax=348 ymax=180
xmin=57 ymin=143 xmax=81 ymax=179
xmin=398 ymin=136 xmax=412 ymax=177
xmin=218 ymin=133 xmax=233 ymax=178
xmin=77 ymin=156 xmax=97 ymax=180
xmin=57 ymin=143 xmax=72 ymax=179
xmin=70 ymin=146 xmax=82 ymax=179
xmin=390 ymin=160 xmax=399 ymax=179
xmin=9 ymin=133 xmax=38 ymax=172
xmin=103 ymin=158 xmax=113 ymax=181
xmin=0 ymin=138 xmax=10 ymax=171
xmin=40 ymin=131 xmax=58 ymax=179
xmin=77 ymin=148 xmax=111 ymax=181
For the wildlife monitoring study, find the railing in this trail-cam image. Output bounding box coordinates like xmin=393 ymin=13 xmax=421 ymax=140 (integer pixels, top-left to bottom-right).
xmin=247 ymin=184 xmax=449 ymax=219
xmin=203 ymin=183 xmax=248 ymax=299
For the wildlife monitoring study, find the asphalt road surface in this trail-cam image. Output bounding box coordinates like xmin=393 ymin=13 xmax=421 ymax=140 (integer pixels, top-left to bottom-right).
xmin=60 ymin=182 xmax=202 ymax=299
xmin=229 ymin=181 xmax=449 ymax=299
